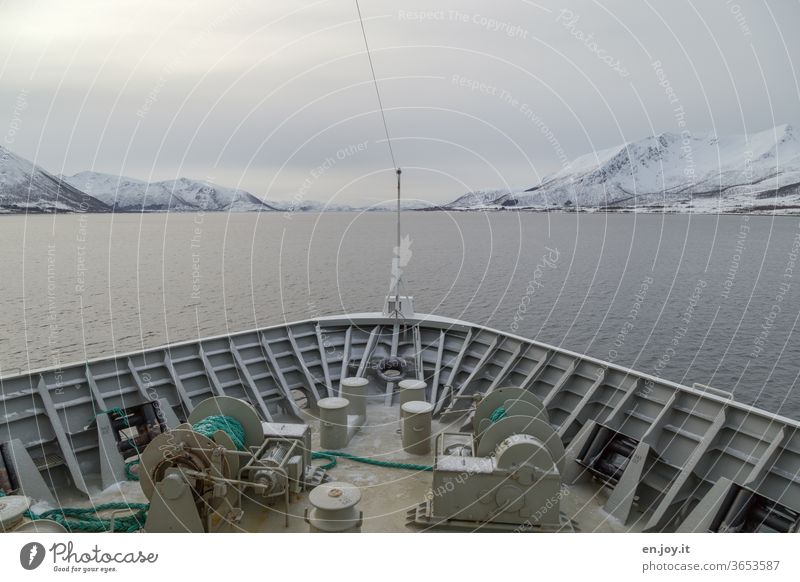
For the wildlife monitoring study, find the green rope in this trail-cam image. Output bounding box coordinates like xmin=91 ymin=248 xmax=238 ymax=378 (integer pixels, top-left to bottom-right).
xmin=312 ymin=451 xmax=432 ymax=472
xmin=0 ymin=490 xmax=148 ymax=533
xmin=489 ymin=406 xmax=507 ymax=423
xmin=192 ymin=415 xmax=246 ymax=450
xmin=30 ymin=503 xmax=149 ymax=533
xmin=125 ymin=459 xmax=141 ymax=481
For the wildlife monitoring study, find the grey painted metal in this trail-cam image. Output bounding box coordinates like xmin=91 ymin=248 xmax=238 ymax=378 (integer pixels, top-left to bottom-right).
xmin=197 ymin=344 xmax=225 ymax=396
xmin=435 ymin=328 xmax=473 ymax=415
xmin=604 ymin=441 xmax=651 ymax=523
xmin=640 ymin=390 xmax=679 ymax=447
xmin=126 ymin=360 xmax=152 ymax=400
xmin=398 ymin=379 xmax=427 ymax=408
xmin=557 ymin=368 xmax=605 ymax=438
xmin=384 ymin=322 xmax=401 ymax=406
xmin=0 ymin=494 xmax=30 ymax=531
xmin=285 ymin=329 xmax=323 ymax=403
xmin=97 ymin=413 xmax=127 ymax=489
xmin=401 ymin=401 xmax=433 ymax=455
xmin=338 ymin=327 xmax=352 ymax=396
xmin=644 ymin=408 xmax=728 ymax=531
xmin=518 ymin=349 xmax=552 ymax=391
xmin=356 ymin=326 xmax=380 ymax=378
xmin=413 ymin=325 xmax=424 ymax=381
xmin=314 ymin=324 xmax=334 ymax=395
xmin=228 ymin=338 xmax=274 ymax=422
xmin=34 ymin=375 xmax=88 ymax=494
xmin=473 ymin=387 xmax=548 ymax=434
xmin=563 ymin=420 xmax=599 ymax=484
xmin=676 ymin=477 xmax=734 ymax=533
xmin=83 ymin=364 xmax=108 ymax=411
xmin=306 ymin=481 xmax=362 ymax=532
xmin=318 ymin=397 xmax=349 ymax=450
xmin=0 ymin=311 xmax=798 ymax=532
xmin=2 ymin=439 xmax=56 ymax=505
xmin=429 ymin=330 xmax=446 ymax=407
xmin=745 ymin=427 xmax=787 ymax=488
xmin=163 ymin=352 xmax=195 ymax=413
xmin=341 ymin=377 xmax=369 ymax=417
xmin=604 ymin=376 xmax=642 ymax=426
xmin=542 ymin=359 xmax=578 ymax=406
xmin=486 ymin=344 xmax=523 ymax=395
xmin=12 ymin=518 xmax=68 ymax=533
xmin=259 ymin=333 xmax=302 ymax=419
xmin=445 ymin=336 xmax=500 ymax=416
xmin=156 ymin=398 xmax=180 ymax=428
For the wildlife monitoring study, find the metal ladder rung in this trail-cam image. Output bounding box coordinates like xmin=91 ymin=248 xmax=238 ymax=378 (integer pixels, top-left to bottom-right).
xmin=1 ymin=407 xmax=46 ymax=423
xmin=177 ymin=370 xmax=208 ymax=381
xmin=35 ymin=453 xmax=65 ymax=471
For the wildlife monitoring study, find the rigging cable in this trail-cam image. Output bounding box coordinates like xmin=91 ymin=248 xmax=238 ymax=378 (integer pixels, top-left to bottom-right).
xmin=354 ymin=0 xmax=397 ymax=170
xmin=355 ymin=0 xmax=405 ymax=319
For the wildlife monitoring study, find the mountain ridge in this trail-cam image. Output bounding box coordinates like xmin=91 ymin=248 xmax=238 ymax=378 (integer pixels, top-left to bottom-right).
xmin=64 ymin=170 xmax=280 ymax=212
xmin=0 ymin=146 xmax=111 ymax=213
xmin=3 ymin=124 xmax=799 ymax=215
xmin=445 ymin=124 xmax=800 ymax=214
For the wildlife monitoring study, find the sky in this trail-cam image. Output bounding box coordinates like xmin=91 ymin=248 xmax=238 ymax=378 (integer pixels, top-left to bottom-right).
xmin=0 ymin=0 xmax=798 ymax=205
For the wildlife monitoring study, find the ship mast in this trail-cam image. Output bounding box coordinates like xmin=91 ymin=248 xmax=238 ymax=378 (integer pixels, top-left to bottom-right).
xmin=355 ymin=0 xmax=412 ymax=319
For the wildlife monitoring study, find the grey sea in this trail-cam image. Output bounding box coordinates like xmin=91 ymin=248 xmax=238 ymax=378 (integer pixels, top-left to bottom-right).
xmin=1 ymin=211 xmax=798 ymax=418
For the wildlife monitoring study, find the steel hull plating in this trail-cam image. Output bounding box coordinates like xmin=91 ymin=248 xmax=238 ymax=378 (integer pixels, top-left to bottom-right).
xmin=1 ymin=312 xmax=798 ymax=532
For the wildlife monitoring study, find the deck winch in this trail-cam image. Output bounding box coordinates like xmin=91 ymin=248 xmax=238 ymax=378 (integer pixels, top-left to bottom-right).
xmin=140 ymin=396 xmax=319 ymax=532
xmin=409 ymin=387 xmax=567 ymax=531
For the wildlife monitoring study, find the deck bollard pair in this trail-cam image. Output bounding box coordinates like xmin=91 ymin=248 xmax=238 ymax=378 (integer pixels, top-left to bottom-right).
xmin=398 ymin=379 xmax=426 ymax=409
xmin=318 ymin=377 xmax=369 ymax=450
xmin=397 ymin=380 xmax=432 ymax=454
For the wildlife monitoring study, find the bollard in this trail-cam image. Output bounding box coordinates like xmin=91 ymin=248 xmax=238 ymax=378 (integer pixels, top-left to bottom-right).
xmin=401 ymin=400 xmax=434 ymax=455
xmin=305 ymin=481 xmax=363 ymax=532
xmin=0 ymin=495 xmax=30 ymax=532
xmin=318 ymin=397 xmax=350 ymax=450
xmin=341 ymin=377 xmax=369 ymax=417
xmin=398 ymin=379 xmax=427 ymax=411
xmin=12 ymin=519 xmax=68 ymax=533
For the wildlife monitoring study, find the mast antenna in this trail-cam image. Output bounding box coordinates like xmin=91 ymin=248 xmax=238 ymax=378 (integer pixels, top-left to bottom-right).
xmin=355 ymin=0 xmax=412 ymax=318
xmin=355 ymin=0 xmax=397 ymax=171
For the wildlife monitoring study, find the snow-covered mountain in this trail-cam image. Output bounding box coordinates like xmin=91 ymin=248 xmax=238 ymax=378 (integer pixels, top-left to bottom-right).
xmin=64 ymin=171 xmax=279 ymax=212
xmin=446 ymin=190 xmax=516 ymax=209
xmin=269 ymin=199 xmax=359 ymax=213
xmin=445 ymin=124 xmax=800 ymax=214
xmin=0 ymin=146 xmax=110 ymax=213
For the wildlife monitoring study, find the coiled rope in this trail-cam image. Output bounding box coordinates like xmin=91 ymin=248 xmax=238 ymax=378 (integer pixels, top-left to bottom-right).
xmin=122 ymin=414 xmax=247 ymax=481
xmin=312 ymin=451 xmax=432 ymax=472
xmin=489 ymin=406 xmax=507 ymax=423
xmin=191 ymin=414 xmax=247 ymax=450
xmin=30 ymin=503 xmax=149 ymax=533
xmin=0 ymin=490 xmax=147 ymax=533
xmin=125 ymin=460 xmax=141 ymax=481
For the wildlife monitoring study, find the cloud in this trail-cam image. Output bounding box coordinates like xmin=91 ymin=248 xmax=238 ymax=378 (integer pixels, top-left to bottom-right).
xmin=0 ymin=0 xmax=797 ymax=204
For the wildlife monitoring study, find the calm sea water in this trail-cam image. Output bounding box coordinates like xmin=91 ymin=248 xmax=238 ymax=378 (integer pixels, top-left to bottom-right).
xmin=1 ymin=211 xmax=799 ymax=418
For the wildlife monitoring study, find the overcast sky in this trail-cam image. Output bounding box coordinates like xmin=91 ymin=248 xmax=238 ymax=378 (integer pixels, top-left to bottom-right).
xmin=1 ymin=0 xmax=798 ymax=205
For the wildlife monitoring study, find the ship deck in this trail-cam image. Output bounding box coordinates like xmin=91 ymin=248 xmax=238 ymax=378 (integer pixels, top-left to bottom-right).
xmin=84 ymin=401 xmax=645 ymax=533
xmin=3 ymin=312 xmax=800 ymax=533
